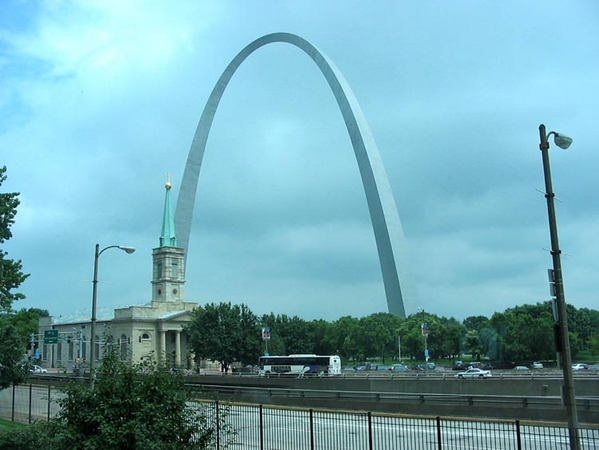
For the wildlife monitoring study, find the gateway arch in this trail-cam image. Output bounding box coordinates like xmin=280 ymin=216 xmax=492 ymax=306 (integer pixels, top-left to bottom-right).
xmin=175 ymin=32 xmax=417 ymax=317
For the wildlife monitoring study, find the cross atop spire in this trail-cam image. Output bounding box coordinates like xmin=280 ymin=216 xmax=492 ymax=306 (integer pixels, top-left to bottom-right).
xmin=160 ymin=174 xmax=177 ymax=248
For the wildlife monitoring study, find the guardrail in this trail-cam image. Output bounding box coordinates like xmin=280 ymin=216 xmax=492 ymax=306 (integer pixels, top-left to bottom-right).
xmin=208 ymin=368 xmax=599 ymax=380
xmin=191 ymin=382 xmax=599 ymax=411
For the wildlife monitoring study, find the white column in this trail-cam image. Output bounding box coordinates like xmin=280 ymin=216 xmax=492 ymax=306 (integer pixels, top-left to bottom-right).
xmin=175 ymin=331 xmax=181 ymax=367
xmin=160 ymin=331 xmax=166 ymax=363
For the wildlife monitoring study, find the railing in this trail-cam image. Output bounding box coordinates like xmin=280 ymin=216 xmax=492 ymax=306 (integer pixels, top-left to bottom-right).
xmin=1 ymin=384 xmax=599 ymax=449
xmin=203 ymin=401 xmax=599 ymax=449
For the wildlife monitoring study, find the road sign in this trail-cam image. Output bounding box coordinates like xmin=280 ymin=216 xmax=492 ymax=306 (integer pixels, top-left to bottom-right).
xmin=44 ymin=329 xmax=59 ymax=344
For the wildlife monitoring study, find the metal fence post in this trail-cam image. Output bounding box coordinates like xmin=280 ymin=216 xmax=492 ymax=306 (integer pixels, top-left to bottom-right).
xmin=367 ymin=412 xmax=373 ymax=450
xmin=11 ymin=384 xmax=15 ymax=422
xmin=309 ymin=409 xmax=315 ymax=450
xmin=28 ymin=384 xmax=33 ymax=424
xmin=436 ymin=416 xmax=442 ymax=450
xmin=47 ymin=385 xmax=51 ymax=421
xmin=515 ymin=420 xmax=522 ymax=450
xmin=215 ymin=400 xmax=220 ymax=449
xmin=259 ymin=404 xmax=264 ymax=450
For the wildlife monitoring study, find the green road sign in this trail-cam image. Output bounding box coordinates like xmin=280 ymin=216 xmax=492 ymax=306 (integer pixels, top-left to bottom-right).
xmin=44 ymin=329 xmax=59 ymax=344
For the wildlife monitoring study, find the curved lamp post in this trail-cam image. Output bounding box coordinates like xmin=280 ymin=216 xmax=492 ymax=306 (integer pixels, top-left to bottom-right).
xmin=90 ymin=244 xmax=135 ymax=388
xmin=417 ymin=307 xmax=429 ymax=365
xmin=538 ymin=124 xmax=579 ymax=450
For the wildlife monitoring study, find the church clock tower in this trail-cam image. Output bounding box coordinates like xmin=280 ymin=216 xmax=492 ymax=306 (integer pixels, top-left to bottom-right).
xmin=152 ymin=176 xmax=185 ymax=303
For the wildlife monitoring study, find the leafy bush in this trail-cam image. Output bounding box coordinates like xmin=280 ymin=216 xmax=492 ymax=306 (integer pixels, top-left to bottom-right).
xmin=0 ymin=345 xmax=234 ymax=449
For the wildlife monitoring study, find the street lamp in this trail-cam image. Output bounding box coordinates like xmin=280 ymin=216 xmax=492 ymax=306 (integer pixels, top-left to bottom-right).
xmin=417 ymin=307 xmax=429 ymax=364
xmin=538 ymin=124 xmax=579 ymax=450
xmin=90 ymin=244 xmax=135 ymax=388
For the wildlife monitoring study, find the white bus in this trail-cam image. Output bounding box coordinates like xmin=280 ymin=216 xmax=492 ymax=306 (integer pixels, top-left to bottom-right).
xmin=258 ymin=354 xmax=341 ymax=377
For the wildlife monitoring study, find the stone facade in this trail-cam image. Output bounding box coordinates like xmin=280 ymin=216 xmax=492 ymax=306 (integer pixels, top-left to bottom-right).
xmin=38 ymin=180 xmax=201 ymax=371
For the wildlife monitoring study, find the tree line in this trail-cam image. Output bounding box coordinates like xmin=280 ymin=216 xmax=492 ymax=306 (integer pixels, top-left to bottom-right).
xmin=184 ymin=301 xmax=599 ymax=371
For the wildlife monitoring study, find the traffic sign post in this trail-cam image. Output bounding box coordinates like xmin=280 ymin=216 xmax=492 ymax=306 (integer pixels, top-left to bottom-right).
xmin=44 ymin=329 xmax=59 ymax=345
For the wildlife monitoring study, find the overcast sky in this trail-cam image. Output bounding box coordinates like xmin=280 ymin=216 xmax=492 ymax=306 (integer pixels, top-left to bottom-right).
xmin=2 ymin=1 xmax=598 ymax=323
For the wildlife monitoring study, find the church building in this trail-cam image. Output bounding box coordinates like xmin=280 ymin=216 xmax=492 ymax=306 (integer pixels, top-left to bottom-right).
xmin=38 ymin=179 xmax=199 ymax=370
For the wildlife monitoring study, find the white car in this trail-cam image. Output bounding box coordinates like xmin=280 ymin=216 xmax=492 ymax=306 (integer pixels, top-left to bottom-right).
xmin=455 ymin=368 xmax=492 ymax=379
xmin=572 ymin=363 xmax=588 ymax=371
xmin=532 ymin=361 xmax=544 ymax=369
xmin=30 ymin=365 xmax=47 ymax=373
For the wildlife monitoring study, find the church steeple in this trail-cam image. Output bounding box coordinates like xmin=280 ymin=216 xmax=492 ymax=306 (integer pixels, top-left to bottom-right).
xmin=152 ymin=175 xmax=185 ymax=304
xmin=159 ymin=174 xmax=177 ymax=248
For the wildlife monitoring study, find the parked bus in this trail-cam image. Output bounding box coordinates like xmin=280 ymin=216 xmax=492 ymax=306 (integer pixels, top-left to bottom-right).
xmin=258 ymin=354 xmax=341 ymax=377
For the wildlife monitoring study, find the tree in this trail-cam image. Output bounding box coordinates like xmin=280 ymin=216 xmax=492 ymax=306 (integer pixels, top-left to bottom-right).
xmin=186 ymin=302 xmax=262 ymax=371
xmin=491 ymin=303 xmax=556 ymax=362
xmin=0 ymin=166 xmax=29 ymax=312
xmin=263 ymin=314 xmax=313 ymax=355
xmin=328 ymin=316 xmax=360 ymax=361
xmin=0 ymin=321 xmax=29 ymax=389
xmin=462 ymin=315 xmax=490 ymax=332
xmin=45 ymin=344 xmax=231 ymax=449
xmin=0 ymin=308 xmax=48 ymax=390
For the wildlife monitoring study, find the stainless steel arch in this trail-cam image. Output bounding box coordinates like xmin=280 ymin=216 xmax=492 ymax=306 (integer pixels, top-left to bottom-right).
xmin=175 ymin=32 xmax=417 ymax=317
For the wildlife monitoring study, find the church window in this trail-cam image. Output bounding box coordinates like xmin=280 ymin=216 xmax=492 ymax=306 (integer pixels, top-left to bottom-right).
xmin=120 ymin=334 xmax=128 ymax=360
xmin=172 ymin=262 xmax=179 ymax=278
xmin=156 ymin=262 xmax=163 ymax=278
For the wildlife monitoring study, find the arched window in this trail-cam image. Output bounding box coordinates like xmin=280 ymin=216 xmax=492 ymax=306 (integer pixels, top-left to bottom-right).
xmin=94 ymin=335 xmax=100 ymax=361
xmin=140 ymin=332 xmax=151 ymax=342
xmin=120 ymin=334 xmax=128 ymax=360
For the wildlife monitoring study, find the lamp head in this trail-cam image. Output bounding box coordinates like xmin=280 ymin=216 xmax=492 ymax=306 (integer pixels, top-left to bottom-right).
xmin=553 ymin=133 xmax=573 ymax=150
xmin=118 ymin=246 xmax=136 ymax=254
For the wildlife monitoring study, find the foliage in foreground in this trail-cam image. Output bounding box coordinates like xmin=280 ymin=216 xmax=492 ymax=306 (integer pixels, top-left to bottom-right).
xmin=0 ymin=166 xmax=29 ymax=312
xmin=0 ymin=346 xmax=234 ymax=450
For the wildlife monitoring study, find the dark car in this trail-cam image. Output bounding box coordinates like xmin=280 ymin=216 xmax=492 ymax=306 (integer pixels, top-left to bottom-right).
xmin=412 ymin=362 xmax=436 ymax=371
xmin=481 ymin=363 xmax=493 ymax=370
xmin=389 ymin=363 xmax=408 ymax=372
xmin=468 ymin=362 xmax=482 ymax=369
xmin=452 ymin=361 xmax=465 ymax=370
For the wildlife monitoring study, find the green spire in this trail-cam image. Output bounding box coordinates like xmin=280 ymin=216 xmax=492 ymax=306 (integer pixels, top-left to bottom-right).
xmin=160 ymin=174 xmax=177 ymax=247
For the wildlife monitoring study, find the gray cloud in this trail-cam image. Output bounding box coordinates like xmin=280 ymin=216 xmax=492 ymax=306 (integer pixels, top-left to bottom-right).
xmin=2 ymin=0 xmax=598 ymax=322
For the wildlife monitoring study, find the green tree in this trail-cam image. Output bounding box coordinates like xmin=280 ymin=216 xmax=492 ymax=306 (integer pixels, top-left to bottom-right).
xmin=0 ymin=321 xmax=28 ymax=389
xmin=464 ymin=330 xmax=483 ymax=359
xmin=0 ymin=166 xmax=29 ymax=312
xmin=185 ymin=302 xmax=262 ymax=371
xmin=491 ymin=303 xmax=556 ymax=362
xmin=0 ymin=308 xmax=52 ymax=389
xmin=328 ymin=316 xmax=360 ymax=361
xmin=308 ymin=319 xmax=335 ymax=355
xmin=44 ymin=344 xmax=231 ymax=449
xmin=462 ymin=315 xmax=490 ymax=332
xmin=264 ymin=314 xmax=313 ymax=355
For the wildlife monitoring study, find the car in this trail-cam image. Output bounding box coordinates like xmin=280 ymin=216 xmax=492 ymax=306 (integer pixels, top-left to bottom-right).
xmin=389 ymin=363 xmax=408 ymax=372
xmin=455 ymin=368 xmax=492 ymax=379
xmin=30 ymin=365 xmax=47 ymax=373
xmin=481 ymin=363 xmax=494 ymax=370
xmin=467 ymin=362 xmax=482 ymax=369
xmin=514 ymin=365 xmax=529 ymax=371
xmin=532 ymin=361 xmax=544 ymax=369
xmin=412 ymin=362 xmax=436 ymax=371
xmin=374 ymin=365 xmax=389 ymax=371
xmin=452 ymin=361 xmax=465 ymax=370
xmin=572 ymin=363 xmax=589 ymax=371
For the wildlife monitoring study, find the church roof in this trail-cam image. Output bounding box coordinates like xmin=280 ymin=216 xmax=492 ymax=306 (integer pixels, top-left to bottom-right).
xmin=51 ymin=304 xmax=150 ymax=324
xmin=160 ymin=175 xmax=177 ymax=248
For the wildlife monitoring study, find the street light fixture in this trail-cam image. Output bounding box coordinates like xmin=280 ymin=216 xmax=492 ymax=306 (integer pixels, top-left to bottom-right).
xmin=538 ymin=124 xmax=579 ymax=450
xmin=89 ymin=244 xmax=135 ymax=389
xmin=417 ymin=307 xmax=429 ymax=365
